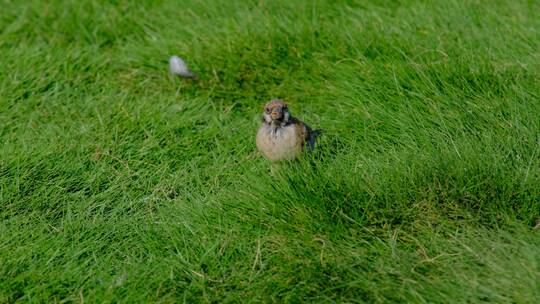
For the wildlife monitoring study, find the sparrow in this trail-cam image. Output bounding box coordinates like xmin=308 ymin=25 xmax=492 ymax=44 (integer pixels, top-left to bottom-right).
xmin=256 ymin=99 xmax=322 ymax=161
xmin=169 ymin=55 xmax=197 ymax=78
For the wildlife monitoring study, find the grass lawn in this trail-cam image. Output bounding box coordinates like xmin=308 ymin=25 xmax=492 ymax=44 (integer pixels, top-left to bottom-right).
xmin=1 ymin=0 xmax=539 ymax=302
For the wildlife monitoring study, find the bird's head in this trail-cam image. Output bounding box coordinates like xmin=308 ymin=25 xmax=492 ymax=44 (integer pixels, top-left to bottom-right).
xmin=262 ymin=99 xmax=290 ymax=125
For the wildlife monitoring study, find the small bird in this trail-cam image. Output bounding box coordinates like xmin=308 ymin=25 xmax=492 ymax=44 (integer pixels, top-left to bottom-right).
xmin=256 ymin=99 xmax=322 ymax=161
xmin=169 ymin=55 xmax=197 ymax=78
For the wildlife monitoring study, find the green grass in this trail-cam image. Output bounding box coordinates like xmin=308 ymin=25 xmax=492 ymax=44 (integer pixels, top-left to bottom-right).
xmin=1 ymin=0 xmax=539 ymax=302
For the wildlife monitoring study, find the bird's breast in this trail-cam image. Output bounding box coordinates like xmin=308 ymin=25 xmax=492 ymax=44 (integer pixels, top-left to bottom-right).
xmin=256 ymin=124 xmax=304 ymax=161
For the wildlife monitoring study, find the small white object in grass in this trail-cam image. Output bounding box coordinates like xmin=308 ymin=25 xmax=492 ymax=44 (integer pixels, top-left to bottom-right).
xmin=169 ymin=55 xmax=196 ymax=78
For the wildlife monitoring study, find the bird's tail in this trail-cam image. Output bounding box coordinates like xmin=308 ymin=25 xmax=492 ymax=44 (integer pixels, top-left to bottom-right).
xmin=311 ymin=129 xmax=323 ymax=138
xmin=307 ymin=129 xmax=324 ymax=150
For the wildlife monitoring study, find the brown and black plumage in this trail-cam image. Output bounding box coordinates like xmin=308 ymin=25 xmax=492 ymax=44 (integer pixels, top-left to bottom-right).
xmin=256 ymin=99 xmax=322 ymax=161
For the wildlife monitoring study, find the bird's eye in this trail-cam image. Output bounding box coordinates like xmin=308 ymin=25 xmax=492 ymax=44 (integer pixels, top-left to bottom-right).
xmin=265 ymin=108 xmax=271 ymax=113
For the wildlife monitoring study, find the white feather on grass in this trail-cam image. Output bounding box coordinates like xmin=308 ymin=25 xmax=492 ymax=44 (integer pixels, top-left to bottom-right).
xmin=169 ymin=55 xmax=196 ymax=78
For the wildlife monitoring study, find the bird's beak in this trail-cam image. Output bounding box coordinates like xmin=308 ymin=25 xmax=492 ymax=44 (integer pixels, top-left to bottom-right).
xmin=271 ymin=110 xmax=282 ymax=120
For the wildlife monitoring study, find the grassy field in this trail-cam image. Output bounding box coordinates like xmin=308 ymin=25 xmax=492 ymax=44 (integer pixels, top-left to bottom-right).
xmin=1 ymin=0 xmax=539 ymax=302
